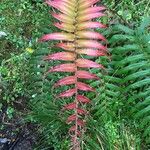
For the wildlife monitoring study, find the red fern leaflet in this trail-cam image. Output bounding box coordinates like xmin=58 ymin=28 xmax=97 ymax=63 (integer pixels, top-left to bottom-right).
xmin=39 ymin=0 xmax=107 ymax=149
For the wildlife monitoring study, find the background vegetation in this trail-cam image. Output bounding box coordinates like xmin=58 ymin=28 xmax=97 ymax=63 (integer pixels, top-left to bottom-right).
xmin=0 ymin=0 xmax=150 ymax=149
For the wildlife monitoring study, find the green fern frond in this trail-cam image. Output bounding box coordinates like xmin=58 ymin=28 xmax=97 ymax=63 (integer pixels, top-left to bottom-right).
xmin=109 ymin=17 xmax=150 ymax=143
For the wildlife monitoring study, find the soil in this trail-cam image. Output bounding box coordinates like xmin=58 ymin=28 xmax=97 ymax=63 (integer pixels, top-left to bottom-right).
xmin=0 ymin=100 xmax=37 ymax=150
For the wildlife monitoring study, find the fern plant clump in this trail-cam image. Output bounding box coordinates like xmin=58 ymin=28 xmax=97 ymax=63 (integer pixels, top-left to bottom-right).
xmin=39 ymin=0 xmax=107 ymax=149
xmin=109 ymin=19 xmax=150 ymax=143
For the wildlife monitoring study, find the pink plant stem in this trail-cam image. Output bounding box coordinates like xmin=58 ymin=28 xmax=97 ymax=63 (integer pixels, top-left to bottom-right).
xmin=74 ymin=1 xmax=79 ymax=149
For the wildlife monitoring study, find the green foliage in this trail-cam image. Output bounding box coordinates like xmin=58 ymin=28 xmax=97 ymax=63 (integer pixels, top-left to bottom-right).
xmin=0 ymin=53 xmax=30 ymax=102
xmin=29 ymin=99 xmax=69 ymax=150
xmin=0 ymin=0 xmax=48 ymax=60
xmin=0 ymin=0 xmax=48 ymax=121
xmin=0 ymin=52 xmax=31 ymax=125
xmin=26 ymin=21 xmax=69 ymax=149
xmin=103 ymin=0 xmax=150 ymax=23
xmin=109 ymin=17 xmax=150 ymax=143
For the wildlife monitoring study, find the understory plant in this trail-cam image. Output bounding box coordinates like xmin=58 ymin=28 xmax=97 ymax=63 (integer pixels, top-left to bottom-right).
xmin=39 ymin=0 xmax=107 ymax=149
xmin=109 ymin=18 xmax=150 ymax=143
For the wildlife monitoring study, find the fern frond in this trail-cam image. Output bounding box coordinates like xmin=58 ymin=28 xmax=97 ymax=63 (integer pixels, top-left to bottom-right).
xmin=110 ymin=17 xmax=150 ymax=142
xmin=39 ymin=0 xmax=107 ymax=149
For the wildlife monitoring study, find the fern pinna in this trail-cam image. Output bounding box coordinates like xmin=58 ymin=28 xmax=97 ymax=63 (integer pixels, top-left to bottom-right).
xmin=39 ymin=0 xmax=107 ymax=149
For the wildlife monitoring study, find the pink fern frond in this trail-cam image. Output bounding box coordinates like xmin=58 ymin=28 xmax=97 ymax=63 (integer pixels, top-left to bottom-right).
xmin=39 ymin=0 xmax=107 ymax=149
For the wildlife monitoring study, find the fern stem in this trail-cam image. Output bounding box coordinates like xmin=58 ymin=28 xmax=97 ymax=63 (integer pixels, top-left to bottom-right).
xmin=74 ymin=1 xmax=80 ymax=149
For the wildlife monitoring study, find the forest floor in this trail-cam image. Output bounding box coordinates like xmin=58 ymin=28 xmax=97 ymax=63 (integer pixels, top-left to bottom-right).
xmin=0 ymin=100 xmax=37 ymax=150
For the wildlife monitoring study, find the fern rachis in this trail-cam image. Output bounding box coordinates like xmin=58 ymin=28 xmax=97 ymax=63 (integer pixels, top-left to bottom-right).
xmin=39 ymin=0 xmax=107 ymax=149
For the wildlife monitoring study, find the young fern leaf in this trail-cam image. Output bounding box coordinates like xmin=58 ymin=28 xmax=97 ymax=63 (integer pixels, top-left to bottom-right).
xmin=39 ymin=0 xmax=107 ymax=149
